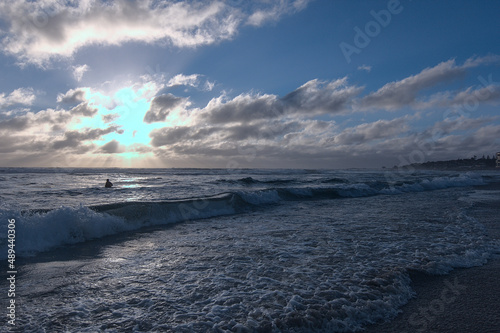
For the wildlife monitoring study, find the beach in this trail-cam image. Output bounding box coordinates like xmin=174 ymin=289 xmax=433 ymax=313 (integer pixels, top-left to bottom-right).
xmin=367 ymin=184 xmax=500 ymax=333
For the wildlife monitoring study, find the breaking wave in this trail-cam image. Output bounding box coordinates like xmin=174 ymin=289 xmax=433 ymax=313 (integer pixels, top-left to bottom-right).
xmin=0 ymin=172 xmax=486 ymax=257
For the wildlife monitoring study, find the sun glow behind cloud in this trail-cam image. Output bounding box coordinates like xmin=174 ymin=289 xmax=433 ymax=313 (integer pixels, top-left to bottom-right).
xmin=64 ymin=81 xmax=188 ymax=167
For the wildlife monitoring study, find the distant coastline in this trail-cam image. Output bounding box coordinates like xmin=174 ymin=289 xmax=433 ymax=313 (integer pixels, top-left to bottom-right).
xmin=395 ymin=155 xmax=499 ymax=171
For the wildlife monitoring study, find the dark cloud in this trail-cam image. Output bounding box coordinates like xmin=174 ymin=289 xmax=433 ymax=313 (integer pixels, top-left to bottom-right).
xmin=149 ymin=126 xmax=220 ymax=147
xmin=34 ymin=109 xmax=73 ymax=125
xmin=224 ymin=121 xmax=303 ymax=141
xmin=201 ymin=78 xmax=362 ymax=124
xmin=0 ymin=116 xmax=30 ymax=131
xmin=57 ymin=88 xmax=88 ymax=104
xmin=143 ymin=94 xmax=186 ymax=123
xmin=99 ymin=140 xmax=121 ymax=154
xmin=203 ymin=94 xmax=283 ymax=124
xmin=70 ymin=102 xmax=98 ymax=117
xmin=429 ymin=117 xmax=492 ymax=135
xmin=149 ymin=120 xmax=306 ymax=148
xmin=150 ymin=126 xmax=191 ymax=147
xmin=52 ymin=126 xmax=122 ymax=150
xmin=333 ymin=118 xmax=408 ymax=145
xmin=0 ymin=108 xmax=74 ymax=132
xmin=281 ymin=78 xmax=362 ymax=114
xmin=0 ymin=135 xmax=36 ymax=153
xmin=102 ymin=113 xmax=120 ymax=123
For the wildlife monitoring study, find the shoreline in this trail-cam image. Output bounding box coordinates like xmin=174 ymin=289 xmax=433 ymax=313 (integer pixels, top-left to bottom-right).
xmin=365 ymin=183 xmax=500 ymax=332
xmin=365 ymin=260 xmax=500 ymax=333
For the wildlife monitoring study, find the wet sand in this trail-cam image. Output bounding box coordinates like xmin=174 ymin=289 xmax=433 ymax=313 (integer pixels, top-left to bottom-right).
xmin=366 ymin=261 xmax=500 ymax=332
xmin=366 ymin=183 xmax=500 ymax=333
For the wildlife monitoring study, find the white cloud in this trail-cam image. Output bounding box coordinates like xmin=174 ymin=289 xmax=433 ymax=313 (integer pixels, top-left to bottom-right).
xmin=246 ymin=0 xmax=312 ymax=26
xmin=72 ymin=64 xmax=89 ymax=82
xmin=418 ymin=85 xmax=500 ymax=109
xmin=204 ymin=80 xmax=216 ymax=92
xmin=0 ymin=0 xmax=312 ymax=67
xmin=0 ymin=88 xmax=36 ymax=108
xmin=359 ymin=56 xmax=500 ymax=111
xmin=357 ymin=65 xmax=371 ymax=72
xmin=167 ymin=74 xmax=200 ymax=88
xmin=0 ymin=1 xmax=240 ymax=66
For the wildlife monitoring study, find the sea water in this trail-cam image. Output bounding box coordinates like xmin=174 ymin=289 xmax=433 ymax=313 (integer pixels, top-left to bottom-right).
xmin=0 ymin=168 xmax=499 ymax=332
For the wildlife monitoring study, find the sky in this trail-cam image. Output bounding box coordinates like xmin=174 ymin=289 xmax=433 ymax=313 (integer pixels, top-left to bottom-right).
xmin=0 ymin=0 xmax=499 ymax=169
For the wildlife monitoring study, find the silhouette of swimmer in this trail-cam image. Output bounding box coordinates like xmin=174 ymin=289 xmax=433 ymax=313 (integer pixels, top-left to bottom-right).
xmin=105 ymin=179 xmax=113 ymax=188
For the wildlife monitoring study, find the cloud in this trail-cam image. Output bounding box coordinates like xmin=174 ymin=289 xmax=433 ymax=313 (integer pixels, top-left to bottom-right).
xmin=463 ymin=54 xmax=500 ymax=68
xmin=57 ymin=88 xmax=89 ymax=104
xmin=333 ymin=118 xmax=409 ymax=145
xmin=0 ymin=0 xmax=241 ymax=66
xmin=151 ymin=120 xmax=309 ymax=148
xmin=450 ymin=85 xmax=500 ymax=105
xmin=204 ymin=80 xmax=216 ymax=92
xmin=150 ymin=126 xmax=195 ymax=147
xmin=0 ymin=1 xmax=313 ymax=66
xmin=164 ymin=73 xmax=215 ymax=92
xmin=69 ymin=102 xmax=98 ymax=117
xmin=52 ymin=126 xmax=123 ymax=150
xmin=223 ymin=121 xmax=304 ymax=141
xmin=72 ymin=64 xmax=89 ymax=82
xmin=426 ymin=124 xmax=500 ymax=157
xmin=99 ymin=139 xmax=122 ymax=154
xmin=0 ymin=108 xmax=66 ymax=132
xmin=0 ymin=88 xmax=36 ymax=108
xmin=0 ymin=103 xmax=99 ymax=134
xmin=2 ymin=54 xmax=499 ymax=168
xmin=246 ymin=0 xmax=312 ymax=26
xmin=102 ymin=113 xmax=120 ymax=123
xmin=200 ymin=78 xmax=362 ymax=124
xmin=426 ymin=116 xmax=494 ymax=137
xmin=357 ymin=65 xmax=371 ymax=72
xmin=359 ymin=56 xmax=500 ymax=111
xmin=167 ymin=74 xmax=200 ymax=88
xmin=419 ymin=84 xmax=500 ymax=109
xmin=281 ymin=78 xmax=362 ymax=114
xmin=143 ymin=93 xmax=187 ymax=123
xmin=0 ymin=116 xmax=31 ymax=131
xmin=201 ymin=93 xmax=282 ymax=124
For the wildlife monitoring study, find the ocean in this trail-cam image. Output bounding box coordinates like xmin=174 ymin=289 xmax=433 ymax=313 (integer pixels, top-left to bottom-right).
xmin=1 ymin=168 xmax=499 ymax=332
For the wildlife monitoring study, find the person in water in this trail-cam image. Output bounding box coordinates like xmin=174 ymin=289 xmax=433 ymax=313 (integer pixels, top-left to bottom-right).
xmin=105 ymin=179 xmax=113 ymax=188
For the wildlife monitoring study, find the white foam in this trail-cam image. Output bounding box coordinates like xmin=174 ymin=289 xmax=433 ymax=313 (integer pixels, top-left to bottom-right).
xmin=1 ymin=207 xmax=131 ymax=256
xmin=0 ymin=195 xmax=240 ymax=257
